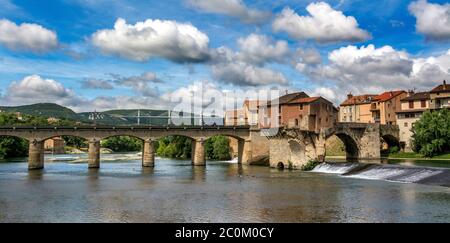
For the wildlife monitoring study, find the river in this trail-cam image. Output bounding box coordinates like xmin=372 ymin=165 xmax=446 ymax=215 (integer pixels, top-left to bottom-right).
xmin=1 ymin=153 xmax=450 ymax=223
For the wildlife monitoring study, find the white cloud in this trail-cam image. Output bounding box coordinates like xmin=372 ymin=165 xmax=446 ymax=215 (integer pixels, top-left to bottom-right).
xmin=212 ymin=62 xmax=289 ymax=86
xmin=186 ymin=0 xmax=271 ymax=24
xmin=91 ymin=18 xmax=210 ymax=63
xmin=110 ymin=72 xmax=162 ymax=97
xmin=0 ymin=19 xmax=58 ymax=53
xmin=302 ymin=44 xmax=450 ymax=96
xmin=209 ymin=34 xmax=291 ymax=86
xmin=272 ymin=2 xmax=370 ymax=43
xmin=237 ymin=34 xmax=290 ymax=65
xmin=81 ymin=78 xmax=114 ymax=90
xmin=409 ymin=0 xmax=450 ymax=41
xmin=1 ymin=75 xmax=82 ymax=107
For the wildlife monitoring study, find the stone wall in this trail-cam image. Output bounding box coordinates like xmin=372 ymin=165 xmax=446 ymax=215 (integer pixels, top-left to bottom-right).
xmin=269 ymin=129 xmax=324 ymax=169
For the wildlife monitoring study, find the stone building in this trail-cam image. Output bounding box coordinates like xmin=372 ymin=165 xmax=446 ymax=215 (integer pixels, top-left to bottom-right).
xmin=44 ymin=137 xmax=66 ymax=154
xmin=430 ymin=80 xmax=450 ymax=109
xmin=396 ymin=92 xmax=430 ymax=152
xmin=242 ymin=100 xmax=261 ymax=126
xmin=339 ymin=94 xmax=377 ymax=123
xmin=257 ymin=92 xmax=309 ymax=129
xmin=280 ymin=96 xmax=338 ymax=133
xmin=224 ymin=109 xmax=246 ymax=126
xmin=370 ymin=90 xmax=407 ymax=125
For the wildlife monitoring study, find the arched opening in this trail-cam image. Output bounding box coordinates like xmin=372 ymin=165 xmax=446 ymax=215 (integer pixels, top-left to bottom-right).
xmin=332 ymin=133 xmax=359 ymax=162
xmin=277 ymin=162 xmax=285 ymax=170
xmin=0 ymin=135 xmax=29 ymax=161
xmin=100 ymin=135 xmax=144 ymax=153
xmin=381 ymin=134 xmax=401 ymax=157
xmin=155 ymin=135 xmax=194 ymax=160
xmin=42 ymin=135 xmax=89 ymax=163
xmin=204 ymin=135 xmax=237 ymax=162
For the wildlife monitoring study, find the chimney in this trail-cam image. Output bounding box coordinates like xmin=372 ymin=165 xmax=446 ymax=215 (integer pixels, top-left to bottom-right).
xmin=347 ymin=93 xmax=353 ymax=100
xmin=390 ymin=91 xmax=393 ymax=97
xmin=285 ymin=90 xmax=288 ymax=95
xmin=407 ymin=90 xmax=414 ymax=97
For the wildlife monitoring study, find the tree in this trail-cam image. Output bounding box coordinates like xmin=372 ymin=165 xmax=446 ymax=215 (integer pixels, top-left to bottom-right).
xmin=0 ymin=136 xmax=28 ymax=159
xmin=101 ymin=136 xmax=143 ymax=152
xmin=412 ymin=109 xmax=450 ymax=157
xmin=62 ymin=136 xmax=87 ymax=148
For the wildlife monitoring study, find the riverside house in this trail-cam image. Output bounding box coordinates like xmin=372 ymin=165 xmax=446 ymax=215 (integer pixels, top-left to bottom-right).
xmin=370 ymin=90 xmax=407 ymax=125
xmin=339 ymin=94 xmax=378 ymax=123
xmin=396 ymin=91 xmax=431 ymax=152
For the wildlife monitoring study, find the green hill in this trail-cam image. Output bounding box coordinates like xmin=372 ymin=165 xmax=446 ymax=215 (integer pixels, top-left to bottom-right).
xmin=0 ymin=103 xmax=175 ymax=125
xmin=0 ymin=103 xmax=79 ymax=120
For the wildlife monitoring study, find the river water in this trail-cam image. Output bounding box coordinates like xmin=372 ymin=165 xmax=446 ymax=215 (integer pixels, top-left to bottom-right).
xmin=1 ymin=153 xmax=450 ymax=223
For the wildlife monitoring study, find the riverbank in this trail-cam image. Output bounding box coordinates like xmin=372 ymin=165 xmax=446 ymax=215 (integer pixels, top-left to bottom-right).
xmin=327 ymin=153 xmax=450 ymax=161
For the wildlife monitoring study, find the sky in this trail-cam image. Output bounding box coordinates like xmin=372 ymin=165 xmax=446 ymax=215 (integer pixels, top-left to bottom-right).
xmin=0 ymin=0 xmax=450 ymax=113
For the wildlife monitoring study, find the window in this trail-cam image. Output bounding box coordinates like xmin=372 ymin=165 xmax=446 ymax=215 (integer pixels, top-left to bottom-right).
xmin=421 ymin=100 xmax=426 ymax=108
xmin=318 ymin=118 xmax=322 ymax=124
xmin=404 ymin=122 xmax=408 ymax=127
xmin=295 ymin=119 xmax=299 ymax=126
xmin=299 ymin=104 xmax=303 ymax=110
xmin=409 ymin=101 xmax=414 ymax=109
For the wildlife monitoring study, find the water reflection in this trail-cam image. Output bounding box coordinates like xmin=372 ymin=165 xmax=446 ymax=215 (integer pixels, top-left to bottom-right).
xmin=0 ymin=154 xmax=449 ymax=222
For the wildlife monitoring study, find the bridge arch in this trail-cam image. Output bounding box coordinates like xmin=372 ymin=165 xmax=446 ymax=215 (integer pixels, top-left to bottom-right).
xmin=333 ymin=133 xmax=360 ymax=160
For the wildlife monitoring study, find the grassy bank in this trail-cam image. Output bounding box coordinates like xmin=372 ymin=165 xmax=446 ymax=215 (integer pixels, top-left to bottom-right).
xmin=388 ymin=152 xmax=450 ymax=160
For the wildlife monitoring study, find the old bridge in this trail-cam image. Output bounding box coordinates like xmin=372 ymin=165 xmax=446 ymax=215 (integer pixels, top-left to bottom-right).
xmin=267 ymin=123 xmax=400 ymax=169
xmin=0 ymin=123 xmax=400 ymax=170
xmin=0 ymin=126 xmax=264 ymax=170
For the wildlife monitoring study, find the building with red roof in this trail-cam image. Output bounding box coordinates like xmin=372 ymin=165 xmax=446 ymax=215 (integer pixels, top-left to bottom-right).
xmin=339 ymin=94 xmax=378 ymax=123
xmin=370 ymin=90 xmax=407 ymax=125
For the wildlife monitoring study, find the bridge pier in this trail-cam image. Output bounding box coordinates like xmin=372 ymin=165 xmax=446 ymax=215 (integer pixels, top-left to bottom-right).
xmin=88 ymin=140 xmax=101 ymax=169
xmin=238 ymin=140 xmax=252 ymax=164
xmin=192 ymin=139 xmax=206 ymax=166
xmin=142 ymin=139 xmax=155 ymax=167
xmin=28 ymin=139 xmax=44 ymax=170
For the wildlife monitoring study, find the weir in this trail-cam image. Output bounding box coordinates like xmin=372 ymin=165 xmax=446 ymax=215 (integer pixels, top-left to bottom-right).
xmin=312 ymin=162 xmax=450 ymax=186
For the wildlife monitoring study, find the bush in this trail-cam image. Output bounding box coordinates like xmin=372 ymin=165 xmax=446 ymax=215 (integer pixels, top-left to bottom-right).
xmin=389 ymin=146 xmax=400 ymax=154
xmin=301 ymin=160 xmax=320 ymax=171
xmin=412 ymin=109 xmax=450 ymax=157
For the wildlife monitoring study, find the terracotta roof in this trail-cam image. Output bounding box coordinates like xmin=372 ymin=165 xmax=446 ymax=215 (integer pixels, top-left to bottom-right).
xmin=288 ymin=97 xmax=320 ymax=104
xmin=401 ymin=92 xmax=430 ymax=101
xmin=374 ymin=90 xmax=405 ymax=102
xmin=340 ymin=94 xmax=377 ymax=106
xmin=260 ymin=92 xmax=309 ymax=107
xmin=278 ymin=92 xmax=309 ymax=104
xmin=430 ymin=81 xmax=450 ymax=93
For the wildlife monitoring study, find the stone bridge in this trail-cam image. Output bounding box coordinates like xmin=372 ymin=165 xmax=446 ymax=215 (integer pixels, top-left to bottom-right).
xmin=268 ymin=123 xmax=400 ymax=169
xmin=0 ymin=126 xmax=269 ymax=170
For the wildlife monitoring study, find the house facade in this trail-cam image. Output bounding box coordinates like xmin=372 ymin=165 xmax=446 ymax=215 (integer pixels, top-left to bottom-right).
xmin=396 ymin=92 xmax=430 ymax=152
xmin=339 ymin=94 xmax=377 ymax=123
xmin=430 ymin=80 xmax=450 ymax=109
xmin=370 ymin=91 xmax=407 ymax=125
xmin=224 ymin=109 xmax=246 ymax=126
xmin=281 ymin=96 xmax=338 ymax=133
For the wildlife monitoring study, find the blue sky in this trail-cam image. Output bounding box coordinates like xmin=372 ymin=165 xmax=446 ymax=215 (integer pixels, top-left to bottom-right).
xmin=0 ymin=0 xmax=450 ymax=112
